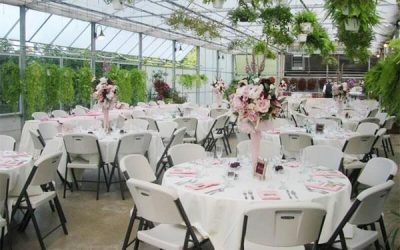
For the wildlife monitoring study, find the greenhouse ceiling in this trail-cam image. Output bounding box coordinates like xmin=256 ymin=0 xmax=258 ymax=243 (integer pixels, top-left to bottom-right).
xmin=0 ymin=0 xmax=399 ymax=57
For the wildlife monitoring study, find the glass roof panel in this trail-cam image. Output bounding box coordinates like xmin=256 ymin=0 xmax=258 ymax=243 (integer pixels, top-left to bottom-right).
xmin=95 ymin=26 xmax=121 ymax=50
xmin=52 ymin=19 xmax=90 ymax=48
xmin=1 ymin=3 xmax=20 ymax=40
xmin=25 ymin=10 xmax=51 ymax=41
xmin=118 ymin=34 xmax=139 ymax=55
xmin=30 ymin=13 xmax=72 ymax=44
xmin=69 ymin=24 xmax=91 ymax=48
xmin=101 ymin=30 xmax=133 ymax=53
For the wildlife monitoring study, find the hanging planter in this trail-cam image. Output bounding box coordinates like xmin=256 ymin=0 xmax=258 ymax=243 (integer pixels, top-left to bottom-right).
xmin=112 ymin=0 xmax=124 ymax=10
xmin=345 ymin=18 xmax=360 ymax=32
xmin=300 ymin=22 xmax=313 ymax=34
xmin=298 ymin=33 xmax=308 ymax=42
xmin=212 ymin=0 xmax=224 ymax=9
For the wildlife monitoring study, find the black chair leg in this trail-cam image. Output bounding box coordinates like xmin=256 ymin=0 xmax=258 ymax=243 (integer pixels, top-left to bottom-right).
xmin=71 ymin=169 xmax=79 ymax=191
xmin=370 ymin=223 xmax=381 ymax=250
xmin=30 ymin=211 xmax=46 ymax=250
xmin=63 ymin=167 xmax=68 ymax=198
xmin=134 ymin=218 xmax=144 ymax=250
xmin=388 ymin=137 xmax=394 ymax=156
xmin=96 ymin=168 xmax=101 ymax=200
xmin=102 ymin=165 xmax=109 ymax=191
xmin=379 ymin=216 xmax=391 ymax=250
xmin=108 ymin=165 xmax=116 ymax=192
xmin=117 ymin=166 xmax=125 ymax=200
xmin=122 ymin=208 xmax=137 ymax=250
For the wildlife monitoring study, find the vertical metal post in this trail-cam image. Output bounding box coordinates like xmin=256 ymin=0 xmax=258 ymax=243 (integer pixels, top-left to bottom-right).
xmin=231 ymin=54 xmax=235 ymax=81
xmin=216 ymin=50 xmax=220 ymax=79
xmin=90 ymin=22 xmax=96 ymax=76
xmin=138 ymin=33 xmax=143 ymax=69
xmin=172 ymin=40 xmax=176 ymax=89
xmin=196 ymin=46 xmax=200 ymax=105
xmin=19 ymin=6 xmax=26 ymax=118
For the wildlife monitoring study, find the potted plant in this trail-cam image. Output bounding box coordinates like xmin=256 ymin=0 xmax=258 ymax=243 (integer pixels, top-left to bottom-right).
xmin=293 ymin=10 xmax=318 ymax=34
xmin=260 ymin=5 xmax=294 ymax=46
xmin=228 ymin=6 xmax=258 ymax=25
xmin=103 ymin=0 xmax=134 ymax=10
xmin=344 ymin=17 xmax=360 ymax=31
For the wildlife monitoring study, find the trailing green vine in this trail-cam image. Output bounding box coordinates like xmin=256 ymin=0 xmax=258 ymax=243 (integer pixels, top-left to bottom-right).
xmin=178 ymin=74 xmax=208 ymax=89
xmin=116 ymin=69 xmax=132 ymax=103
xmin=43 ymin=64 xmax=60 ymax=111
xmin=130 ymin=68 xmax=147 ymax=104
xmin=59 ymin=67 xmax=75 ymax=109
xmin=75 ymin=65 xmax=92 ymax=107
xmin=0 ymin=61 xmax=21 ymax=112
xmin=25 ymin=62 xmax=44 ymax=117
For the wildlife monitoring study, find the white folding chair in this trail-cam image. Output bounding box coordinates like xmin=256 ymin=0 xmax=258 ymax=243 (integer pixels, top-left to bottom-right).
xmin=375 ymin=112 xmax=387 ymax=126
xmin=37 ymin=122 xmax=58 ymax=142
xmin=63 ymin=134 xmax=108 ymax=200
xmin=157 ymin=100 xmax=165 ymax=105
xmin=202 ymin=115 xmax=231 ymax=155
xmin=148 ymin=101 xmax=157 ymax=106
xmin=325 ymin=180 xmax=395 ymax=250
xmin=51 ymin=110 xmax=69 ymax=118
xmin=236 ymin=140 xmax=281 ymax=160
xmin=372 ymin=128 xmax=389 ymax=157
xmin=168 ymin=144 xmax=206 ymax=166
xmin=155 ymin=127 xmax=186 ymax=179
xmin=29 ymin=129 xmax=45 ymax=159
xmin=303 ymin=145 xmax=343 ymax=171
xmin=125 ymin=179 xmax=208 ymax=250
xmin=174 ymin=117 xmax=198 ymax=143
xmin=291 ymin=111 xmax=308 ymax=127
xmin=11 ymin=152 xmax=67 ymax=250
xmin=210 ymin=108 xmax=228 ymax=119
xmin=123 ymin=119 xmax=149 ymax=131
xmin=357 ymin=157 xmax=397 ymax=187
xmin=358 ymin=117 xmax=380 ymax=126
xmin=0 ymin=173 xmax=10 ymax=250
xmin=158 ymin=121 xmax=178 ymax=145
xmin=0 ymin=135 xmax=16 ymax=151
xmin=120 ymin=154 xmax=156 ymax=182
xmin=367 ymin=108 xmax=379 ymax=118
xmin=279 ymin=132 xmax=313 ymax=159
xmin=131 ymin=110 xmax=146 ymax=118
xmin=356 ymin=122 xmax=379 ymax=135
xmin=32 ymin=112 xmax=49 ymax=121
xmin=71 ymin=107 xmax=87 ymax=115
xmin=109 ymin=132 xmax=152 ymax=199
xmin=314 ymin=118 xmax=339 ymax=131
xmin=382 ymin=116 xmax=396 ymax=156
xmin=240 ymin=202 xmax=326 ymax=250
xmin=138 ymin=117 xmax=159 ymax=132
xmin=323 ymin=116 xmax=343 ymax=127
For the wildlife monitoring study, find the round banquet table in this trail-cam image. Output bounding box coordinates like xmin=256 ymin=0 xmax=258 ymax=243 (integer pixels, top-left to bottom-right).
xmin=162 ymin=157 xmax=351 ymax=250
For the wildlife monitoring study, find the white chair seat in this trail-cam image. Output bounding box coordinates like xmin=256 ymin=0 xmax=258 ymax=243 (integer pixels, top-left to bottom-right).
xmin=343 ymin=156 xmax=366 ymax=170
xmin=333 ymin=226 xmax=378 ymax=250
xmin=137 ymin=224 xmax=206 ymax=250
xmin=183 ymin=137 xmax=196 ymax=143
xmin=15 ymin=191 xmax=56 ymax=209
xmin=67 ymin=158 xmax=99 ymax=169
xmin=245 ymin=241 xmax=304 ymax=250
xmin=212 ymin=132 xmax=224 ymax=139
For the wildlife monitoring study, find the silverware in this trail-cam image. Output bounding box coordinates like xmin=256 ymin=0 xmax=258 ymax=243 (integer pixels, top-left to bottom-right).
xmin=305 ymin=186 xmax=329 ymax=194
xmin=206 ymin=187 xmax=225 ymax=195
xmin=243 ymin=191 xmax=248 ymax=200
xmin=175 ymin=178 xmax=196 ymax=185
xmin=248 ymin=190 xmax=254 ymax=200
xmin=286 ymin=190 xmax=293 ymax=199
xmin=291 ymin=190 xmax=298 ymax=199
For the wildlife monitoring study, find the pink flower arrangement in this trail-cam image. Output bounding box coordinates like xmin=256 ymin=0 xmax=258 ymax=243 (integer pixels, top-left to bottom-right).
xmin=93 ymin=77 xmax=118 ymax=109
xmin=230 ymin=78 xmax=282 ymax=133
xmin=212 ymin=79 xmax=225 ymax=95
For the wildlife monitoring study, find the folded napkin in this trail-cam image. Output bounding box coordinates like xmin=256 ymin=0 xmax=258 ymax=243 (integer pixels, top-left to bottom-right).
xmin=257 ymin=189 xmax=281 ymax=200
xmin=305 ymin=182 xmax=343 ymax=192
xmin=168 ymin=168 xmax=197 ymax=177
xmin=185 ymin=180 xmax=221 ymax=190
xmin=312 ymin=170 xmax=344 ymax=177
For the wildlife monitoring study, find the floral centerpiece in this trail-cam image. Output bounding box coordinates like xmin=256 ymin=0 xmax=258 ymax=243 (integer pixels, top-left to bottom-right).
xmin=278 ymin=80 xmax=288 ymax=96
xmin=93 ymin=77 xmax=118 ymax=130
xmin=230 ymin=78 xmax=282 ymax=167
xmin=212 ymin=79 xmax=225 ymax=107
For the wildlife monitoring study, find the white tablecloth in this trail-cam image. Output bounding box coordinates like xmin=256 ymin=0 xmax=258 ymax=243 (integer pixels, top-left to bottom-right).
xmin=162 ymin=158 xmax=351 ymax=249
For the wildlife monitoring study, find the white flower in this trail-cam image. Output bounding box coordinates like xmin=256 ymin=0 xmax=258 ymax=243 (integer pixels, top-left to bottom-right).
xmin=99 ymin=77 xmax=107 ymax=84
xmin=249 ymin=85 xmax=263 ymax=99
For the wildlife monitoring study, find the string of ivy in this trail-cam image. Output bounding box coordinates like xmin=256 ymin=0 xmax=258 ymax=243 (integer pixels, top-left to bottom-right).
xmin=43 ymin=64 xmax=60 ymax=111
xmin=130 ymin=68 xmax=147 ymax=105
xmin=75 ymin=65 xmax=92 ymax=107
xmin=59 ymin=67 xmax=75 ymax=110
xmin=178 ymin=74 xmax=208 ymax=89
xmin=0 ymin=61 xmax=21 ymax=112
xmin=25 ymin=62 xmax=44 ymax=117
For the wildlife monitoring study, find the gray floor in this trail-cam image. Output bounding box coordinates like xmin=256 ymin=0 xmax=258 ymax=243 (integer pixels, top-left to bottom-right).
xmin=9 ymin=135 xmax=400 ymax=250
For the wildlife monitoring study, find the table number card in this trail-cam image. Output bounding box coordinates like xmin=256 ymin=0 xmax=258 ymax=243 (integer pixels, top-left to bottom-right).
xmin=315 ymin=123 xmax=325 ymax=134
xmin=254 ymin=158 xmax=267 ymax=180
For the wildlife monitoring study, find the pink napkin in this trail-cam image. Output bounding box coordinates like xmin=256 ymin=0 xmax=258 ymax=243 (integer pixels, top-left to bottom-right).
xmin=305 ymin=182 xmax=343 ymax=192
xmin=285 ymin=161 xmax=300 ymax=168
xmin=312 ymin=170 xmax=344 ymax=177
xmin=0 ymin=159 xmax=24 ymax=167
xmin=168 ymin=168 xmax=197 ymax=177
xmin=85 ymin=111 xmax=102 ymax=116
xmin=257 ymin=189 xmax=281 ymax=200
xmin=39 ymin=117 xmax=49 ymax=121
xmin=0 ymin=151 xmax=28 ymax=158
xmin=185 ymin=181 xmax=221 ymax=190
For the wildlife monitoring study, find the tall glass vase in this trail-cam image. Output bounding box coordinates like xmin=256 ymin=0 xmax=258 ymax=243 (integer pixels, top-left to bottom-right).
xmin=216 ymin=93 xmax=223 ymax=107
xmin=250 ymin=130 xmax=261 ymax=168
xmin=102 ymin=107 xmax=110 ymax=132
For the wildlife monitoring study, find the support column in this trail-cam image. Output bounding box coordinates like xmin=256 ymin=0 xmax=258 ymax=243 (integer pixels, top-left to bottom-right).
xmin=231 ymin=54 xmax=235 ymax=81
xmin=172 ymin=40 xmax=176 ymax=89
xmin=19 ymin=6 xmax=26 ymax=117
xmin=196 ymin=46 xmax=200 ymax=105
xmin=216 ymin=50 xmax=220 ymax=79
xmin=90 ymin=22 xmax=96 ymax=76
xmin=138 ymin=33 xmax=143 ymax=69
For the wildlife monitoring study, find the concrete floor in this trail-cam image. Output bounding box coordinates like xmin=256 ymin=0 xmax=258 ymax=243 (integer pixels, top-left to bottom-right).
xmin=8 ymin=135 xmax=400 ymax=250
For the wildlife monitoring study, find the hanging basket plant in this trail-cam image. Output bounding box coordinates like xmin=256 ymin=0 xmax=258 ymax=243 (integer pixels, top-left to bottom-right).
xmin=260 ymin=5 xmax=294 ymax=46
xmin=178 ymin=74 xmax=208 ymax=89
xmin=293 ymin=10 xmax=318 ymax=35
xmin=344 ymin=18 xmax=360 ymax=32
xmin=228 ymin=6 xmax=259 ymax=25
xmin=297 ymin=34 xmax=308 ymax=42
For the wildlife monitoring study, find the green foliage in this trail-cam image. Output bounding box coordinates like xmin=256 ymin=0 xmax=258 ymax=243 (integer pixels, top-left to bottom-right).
xmin=224 ymin=79 xmax=239 ymax=99
xmin=178 ymin=74 xmax=208 ymax=88
xmin=228 ymin=6 xmax=258 ymax=25
xmin=75 ymin=66 xmax=92 ymax=107
xmin=25 ymin=62 xmax=44 ymax=117
xmin=252 ymin=41 xmax=276 ymax=59
xmin=0 ymin=61 xmax=21 ymax=111
xmin=43 ymin=64 xmax=60 ymax=111
xmin=59 ymin=67 xmax=75 ymax=109
xmin=260 ymin=5 xmax=294 ymax=46
xmin=130 ymin=68 xmax=147 ymax=104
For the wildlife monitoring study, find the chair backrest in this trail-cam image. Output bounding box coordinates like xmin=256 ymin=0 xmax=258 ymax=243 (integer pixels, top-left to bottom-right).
xmin=357 ymin=157 xmax=398 ymax=187
xmin=356 ymin=122 xmax=379 ymax=135
xmin=383 ymin=116 xmax=396 ymax=130
xmin=292 ymin=112 xmax=308 ymax=127
xmin=38 ymin=122 xmax=58 ymax=141
xmin=168 ymin=144 xmax=206 ymax=165
xmin=126 ymin=178 xmax=183 ymax=224
xmin=71 ymin=107 xmax=87 ymax=115
xmin=120 ymin=154 xmax=156 ymax=182
xmin=237 ymin=140 xmax=281 ymax=159
xmin=0 ymin=135 xmax=16 ymax=151
xmin=213 ymin=115 xmax=229 ymax=130
xmin=210 ymin=108 xmax=228 ymax=119
xmin=279 ymin=133 xmax=313 ymax=159
xmin=367 ymin=108 xmax=379 ymax=118
xmin=30 ymin=152 xmax=62 ymax=186
xmin=131 ymin=109 xmax=146 ymax=118
xmin=29 ymin=129 xmax=45 ymax=151
xmin=342 ymin=135 xmax=375 ymax=155
xmin=52 ymin=110 xmax=69 ymax=118
xmin=32 ymin=112 xmax=49 ymax=120
xmin=375 ymin=112 xmax=387 ymax=125
xmin=242 ymin=202 xmax=326 ymax=247
xmin=63 ymin=133 xmax=99 ymax=155
xmin=75 ymin=119 xmax=102 ymax=130
xmin=123 ymin=119 xmax=149 ymax=131
xmin=174 ymin=117 xmax=198 ymax=137
xmin=303 ymin=145 xmax=343 ymax=170
xmin=116 ymin=132 xmax=152 ymax=162
xmin=148 ymin=101 xmax=157 ymax=106
xmin=157 ymin=121 xmax=178 ymax=140
xmin=372 ymin=128 xmax=386 ymax=148
xmin=138 ymin=117 xmax=159 ymax=132
xmin=157 ymin=100 xmax=165 ymax=105
xmin=349 ymin=180 xmax=394 ymax=225
xmin=358 ymin=117 xmax=380 ymax=126
xmin=169 ymin=127 xmax=186 ymax=148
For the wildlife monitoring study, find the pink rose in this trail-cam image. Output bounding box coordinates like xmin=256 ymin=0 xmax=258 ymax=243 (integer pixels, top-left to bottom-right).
xmin=255 ymin=98 xmax=270 ymax=113
xmin=247 ymin=110 xmax=259 ymax=123
xmin=249 ymin=85 xmax=264 ymax=99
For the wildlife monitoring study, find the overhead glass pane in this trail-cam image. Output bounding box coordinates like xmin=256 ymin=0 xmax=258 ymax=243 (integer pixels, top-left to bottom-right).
xmin=119 ymin=34 xmax=139 ymax=55
xmin=70 ymin=25 xmax=91 ymax=48
xmin=30 ymin=13 xmax=72 ymax=44
xmin=53 ymin=19 xmax=89 ymax=47
xmin=96 ymin=27 xmax=123 ymax=51
xmin=148 ymin=39 xmax=172 ymax=59
xmin=26 ymin=10 xmax=51 ymax=41
xmin=143 ymin=38 xmax=167 ymax=57
xmin=102 ymin=30 xmax=133 ymax=53
xmin=0 ymin=4 xmax=20 ymax=39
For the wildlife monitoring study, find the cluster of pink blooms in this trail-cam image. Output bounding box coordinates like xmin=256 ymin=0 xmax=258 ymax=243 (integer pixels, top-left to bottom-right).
xmin=279 ymin=80 xmax=288 ymax=91
xmin=93 ymin=77 xmax=118 ymax=109
xmin=212 ymin=79 xmax=225 ymax=95
xmin=230 ymin=80 xmax=282 ymax=133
